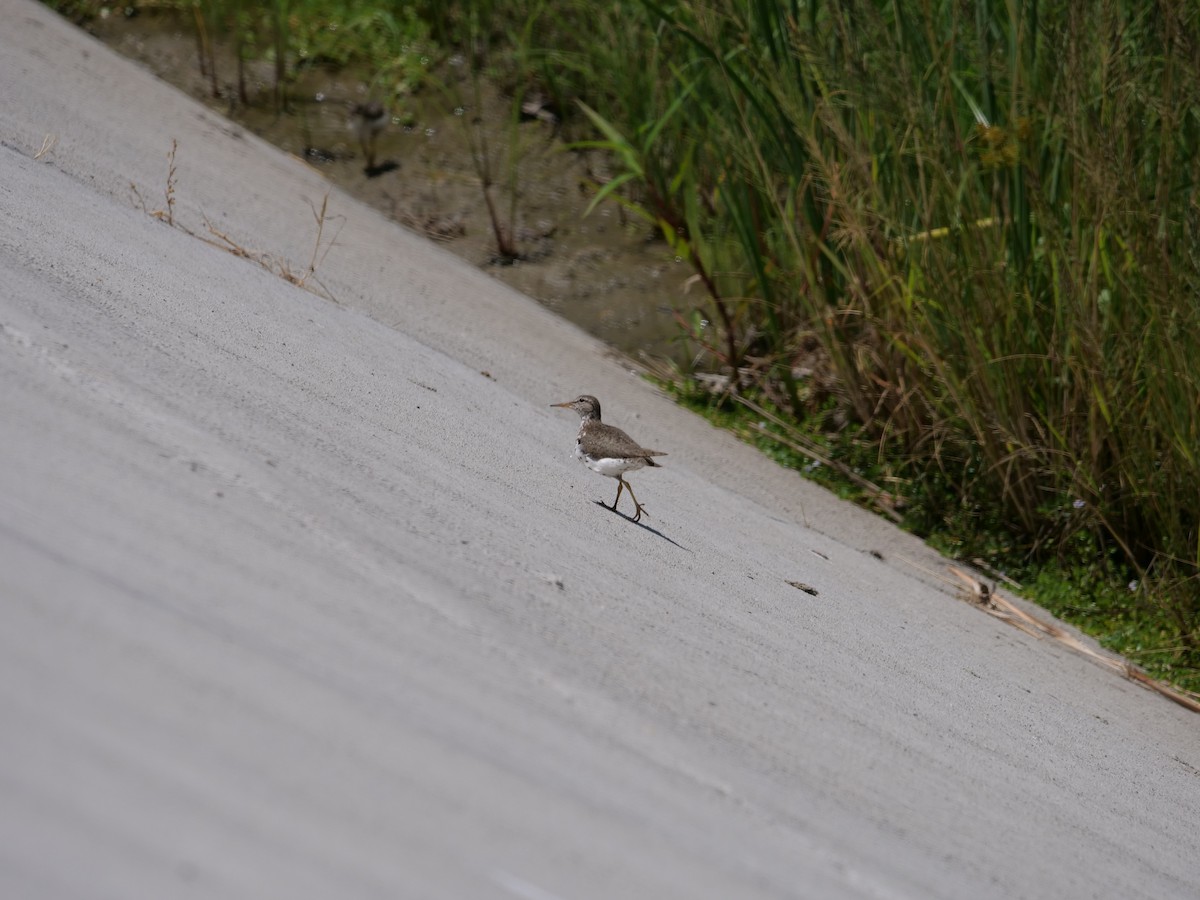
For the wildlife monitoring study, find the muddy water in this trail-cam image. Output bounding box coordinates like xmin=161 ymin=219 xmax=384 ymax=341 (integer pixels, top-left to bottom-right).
xmin=82 ymin=10 xmax=695 ymax=362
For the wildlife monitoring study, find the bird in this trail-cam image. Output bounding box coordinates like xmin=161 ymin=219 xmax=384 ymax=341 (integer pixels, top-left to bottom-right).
xmin=551 ymin=395 xmax=666 ymax=522
xmin=352 ymin=101 xmax=388 ymax=172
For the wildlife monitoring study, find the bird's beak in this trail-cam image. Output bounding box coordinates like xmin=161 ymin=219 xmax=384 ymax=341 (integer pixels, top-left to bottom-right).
xmin=550 ymin=401 xmax=571 ymax=408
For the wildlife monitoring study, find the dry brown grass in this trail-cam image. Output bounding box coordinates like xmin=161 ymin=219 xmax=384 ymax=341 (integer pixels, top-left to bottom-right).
xmin=131 ymin=140 xmax=343 ymax=303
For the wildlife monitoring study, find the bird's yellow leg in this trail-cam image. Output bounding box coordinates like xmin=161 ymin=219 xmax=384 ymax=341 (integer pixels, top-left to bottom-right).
xmin=610 ymin=478 xmax=625 ymax=511
xmin=624 ymin=479 xmax=647 ymax=522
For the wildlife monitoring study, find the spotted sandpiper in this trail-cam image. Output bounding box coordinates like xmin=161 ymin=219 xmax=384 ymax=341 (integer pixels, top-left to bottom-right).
xmin=352 ymin=101 xmax=388 ymax=171
xmin=552 ymin=395 xmax=666 ymax=522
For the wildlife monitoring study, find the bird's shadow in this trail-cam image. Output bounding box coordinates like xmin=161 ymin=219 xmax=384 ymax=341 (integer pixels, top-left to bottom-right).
xmin=364 ymin=160 xmax=399 ymax=178
xmin=592 ymin=501 xmax=691 ymax=551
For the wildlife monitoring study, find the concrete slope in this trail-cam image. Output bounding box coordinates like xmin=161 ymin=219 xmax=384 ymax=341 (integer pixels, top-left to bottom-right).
xmin=1 ymin=2 xmax=1197 ymax=898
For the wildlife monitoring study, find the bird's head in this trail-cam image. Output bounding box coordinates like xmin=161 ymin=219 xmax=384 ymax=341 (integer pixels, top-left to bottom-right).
xmin=551 ymin=394 xmax=602 ymax=421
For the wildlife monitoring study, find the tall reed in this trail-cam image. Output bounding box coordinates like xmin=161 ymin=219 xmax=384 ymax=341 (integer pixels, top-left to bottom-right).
xmin=583 ymin=0 xmax=1200 ymax=643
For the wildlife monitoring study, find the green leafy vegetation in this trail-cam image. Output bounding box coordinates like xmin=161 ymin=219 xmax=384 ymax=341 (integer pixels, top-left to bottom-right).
xmin=49 ymin=1 xmax=435 ymax=106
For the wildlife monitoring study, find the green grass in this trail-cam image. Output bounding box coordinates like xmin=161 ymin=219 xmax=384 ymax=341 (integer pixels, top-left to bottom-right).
xmin=48 ymin=0 xmax=436 ymax=105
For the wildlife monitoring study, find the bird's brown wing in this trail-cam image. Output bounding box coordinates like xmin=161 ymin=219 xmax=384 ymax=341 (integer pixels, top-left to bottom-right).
xmin=605 ymin=424 xmax=667 ymax=459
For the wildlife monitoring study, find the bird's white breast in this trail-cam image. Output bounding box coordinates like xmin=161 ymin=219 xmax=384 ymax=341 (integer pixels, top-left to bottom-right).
xmin=575 ymin=442 xmax=646 ymax=477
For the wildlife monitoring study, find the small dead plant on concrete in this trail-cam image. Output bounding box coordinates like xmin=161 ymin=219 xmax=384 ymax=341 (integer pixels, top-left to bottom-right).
xmin=131 ymin=139 xmax=179 ymax=227
xmin=130 ymin=140 xmax=343 ymax=303
xmin=34 ymin=134 xmax=58 ymax=161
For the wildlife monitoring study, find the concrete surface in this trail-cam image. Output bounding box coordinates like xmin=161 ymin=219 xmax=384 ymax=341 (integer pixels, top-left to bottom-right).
xmin=1 ymin=2 xmax=1197 ymax=897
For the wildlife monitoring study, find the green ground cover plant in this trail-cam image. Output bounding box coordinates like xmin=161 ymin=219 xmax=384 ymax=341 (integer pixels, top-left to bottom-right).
xmin=52 ymin=0 xmax=434 ymax=106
